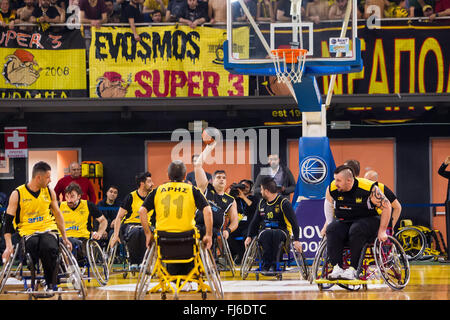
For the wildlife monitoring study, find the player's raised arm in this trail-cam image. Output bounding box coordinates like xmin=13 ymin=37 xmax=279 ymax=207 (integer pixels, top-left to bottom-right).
xmin=194 ymin=140 xmax=217 ymax=193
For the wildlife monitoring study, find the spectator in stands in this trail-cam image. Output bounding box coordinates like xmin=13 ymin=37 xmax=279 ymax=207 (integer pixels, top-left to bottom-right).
xmin=408 ymin=0 xmax=432 ymax=17
xmin=429 ymin=0 xmax=450 ymax=20
xmin=143 ymin=0 xmax=167 ymax=18
xmin=105 ymin=0 xmax=121 ymax=22
xmin=79 ymin=0 xmax=108 ymax=28
xmin=15 ymin=0 xmax=34 ymax=31
xmin=0 ymin=0 xmax=16 ymax=29
xmin=306 ymin=0 xmax=330 ymax=23
xmin=121 ymin=0 xmax=145 ymax=42
xmin=54 ymin=161 xmax=97 ymax=203
xmin=231 ymin=0 xmax=257 ymax=22
xmin=165 ymin=0 xmax=187 ymax=22
xmin=256 ymin=0 xmax=276 ymax=22
xmin=79 ymin=0 xmax=107 ymax=50
xmin=385 ymin=0 xmax=409 ymax=17
xmin=30 ymin=0 xmax=61 ymax=30
xmin=50 ymin=0 xmax=66 ymax=22
xmin=422 ymin=4 xmax=435 ymax=17
xmin=277 ymin=0 xmax=305 ymax=21
xmin=253 ymin=153 xmax=296 ymax=198
xmin=208 ymin=0 xmax=226 ymax=24
xmin=179 ymin=0 xmax=208 ymax=28
xmin=96 ymin=185 xmax=120 ymax=242
xmin=328 ymin=0 xmax=349 ymax=19
xmin=364 ymin=0 xmax=388 ymax=19
xmin=150 ymin=8 xmax=162 ymax=21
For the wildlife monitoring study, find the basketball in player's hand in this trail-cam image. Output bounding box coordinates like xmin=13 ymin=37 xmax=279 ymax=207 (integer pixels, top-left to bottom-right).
xmin=202 ymin=129 xmax=215 ymax=144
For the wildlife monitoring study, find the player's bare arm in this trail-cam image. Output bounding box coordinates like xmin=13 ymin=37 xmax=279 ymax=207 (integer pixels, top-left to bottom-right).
xmin=194 ymin=140 xmax=216 ymax=193
xmin=370 ymin=185 xmax=392 ymax=241
xmin=2 ymin=191 xmax=18 ymax=263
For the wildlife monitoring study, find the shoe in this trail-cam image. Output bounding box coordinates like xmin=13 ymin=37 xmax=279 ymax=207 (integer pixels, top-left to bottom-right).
xmin=341 ymin=267 xmax=357 ymax=280
xmin=328 ymin=265 xmax=344 ymax=280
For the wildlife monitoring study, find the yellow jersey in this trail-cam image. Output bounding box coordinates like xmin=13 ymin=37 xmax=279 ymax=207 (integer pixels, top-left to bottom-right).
xmin=60 ymin=199 xmax=101 ymax=239
xmin=121 ymin=190 xmax=152 ymax=224
xmin=14 ymin=184 xmax=58 ymax=237
xmin=142 ymin=182 xmax=209 ymax=233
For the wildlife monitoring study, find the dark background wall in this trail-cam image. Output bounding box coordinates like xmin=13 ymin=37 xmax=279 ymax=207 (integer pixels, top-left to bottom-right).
xmin=1 ymin=107 xmax=449 ymax=228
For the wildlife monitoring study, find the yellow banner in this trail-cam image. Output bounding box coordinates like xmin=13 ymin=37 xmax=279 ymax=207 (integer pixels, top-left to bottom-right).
xmin=0 ymin=48 xmax=86 ymax=98
xmin=89 ymin=26 xmax=248 ymax=98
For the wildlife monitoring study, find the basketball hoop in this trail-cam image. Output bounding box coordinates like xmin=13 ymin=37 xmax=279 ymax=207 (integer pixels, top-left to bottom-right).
xmin=271 ymin=48 xmax=307 ymax=84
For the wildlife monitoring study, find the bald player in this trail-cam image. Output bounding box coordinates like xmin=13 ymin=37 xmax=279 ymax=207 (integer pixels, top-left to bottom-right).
xmin=322 ymin=165 xmax=391 ymax=280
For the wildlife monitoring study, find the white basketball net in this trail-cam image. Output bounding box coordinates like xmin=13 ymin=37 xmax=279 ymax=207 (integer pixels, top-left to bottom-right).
xmin=271 ymin=49 xmax=307 ymax=84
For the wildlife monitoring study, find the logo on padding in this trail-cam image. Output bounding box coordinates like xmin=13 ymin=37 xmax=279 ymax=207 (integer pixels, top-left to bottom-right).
xmin=300 ymin=156 xmax=327 ymax=184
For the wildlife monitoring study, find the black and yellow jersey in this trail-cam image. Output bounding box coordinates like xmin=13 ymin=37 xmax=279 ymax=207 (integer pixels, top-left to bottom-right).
xmin=60 ymin=199 xmax=102 ymax=239
xmin=247 ymin=195 xmax=300 ymax=241
xmin=196 ymin=183 xmax=234 ymax=229
xmin=13 ymin=184 xmax=58 ymax=237
xmin=142 ymin=182 xmax=208 ymax=233
xmin=120 ymin=190 xmax=152 ymax=224
xmin=329 ymin=177 xmax=378 ymax=220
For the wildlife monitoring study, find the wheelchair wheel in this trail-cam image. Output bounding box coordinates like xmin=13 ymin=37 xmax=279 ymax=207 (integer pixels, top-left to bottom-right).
xmin=219 ymin=232 xmax=236 ymax=277
xmin=135 ymin=243 xmax=157 ymax=300
xmin=291 ymin=244 xmax=309 ymax=280
xmin=0 ymin=243 xmax=20 ymax=293
xmin=59 ymin=242 xmax=87 ymax=299
xmin=240 ymin=238 xmax=259 ymax=280
xmin=311 ymin=239 xmax=334 ymax=290
xmin=86 ymin=239 xmax=109 ymax=286
xmin=106 ymin=242 xmax=117 ymax=274
xmin=199 ymin=242 xmax=224 ymax=300
xmin=395 ymin=227 xmax=426 ymax=261
xmin=373 ymin=236 xmax=410 ymax=290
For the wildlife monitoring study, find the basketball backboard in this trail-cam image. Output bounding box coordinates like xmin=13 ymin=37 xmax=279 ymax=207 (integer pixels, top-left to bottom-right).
xmin=225 ymin=0 xmax=361 ymax=77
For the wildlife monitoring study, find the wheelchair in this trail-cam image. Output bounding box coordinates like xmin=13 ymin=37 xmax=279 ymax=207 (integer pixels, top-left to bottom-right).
xmin=395 ymin=219 xmax=447 ymax=261
xmin=106 ymin=225 xmax=146 ymax=279
xmin=311 ymin=235 xmax=410 ymax=291
xmin=71 ymin=238 xmax=109 ymax=286
xmin=211 ymin=229 xmax=236 ymax=278
xmin=0 ymin=237 xmax=87 ymax=299
xmin=240 ymin=226 xmax=309 ymax=281
xmin=134 ymin=228 xmax=224 ymax=300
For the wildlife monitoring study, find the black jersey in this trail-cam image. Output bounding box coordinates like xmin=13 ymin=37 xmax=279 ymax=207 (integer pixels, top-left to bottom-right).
xmin=329 ymin=177 xmax=379 ymax=221
xmin=195 ymin=183 xmax=234 ymax=229
xmin=247 ymin=194 xmax=300 ymax=241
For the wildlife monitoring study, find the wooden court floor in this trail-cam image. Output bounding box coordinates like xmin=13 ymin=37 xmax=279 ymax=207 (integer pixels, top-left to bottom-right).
xmin=0 ymin=263 xmax=449 ymax=301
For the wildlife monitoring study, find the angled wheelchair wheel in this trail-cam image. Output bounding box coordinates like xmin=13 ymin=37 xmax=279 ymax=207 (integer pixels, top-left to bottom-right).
xmin=395 ymin=227 xmax=426 ymax=261
xmin=373 ymin=236 xmax=410 ymax=290
xmin=219 ymin=232 xmax=236 ymax=277
xmin=59 ymin=242 xmax=87 ymax=299
xmin=86 ymin=239 xmax=109 ymax=286
xmin=311 ymin=238 xmax=334 ymax=290
xmin=0 ymin=243 xmax=20 ymax=293
xmin=199 ymin=242 xmax=224 ymax=300
xmin=240 ymin=238 xmax=259 ymax=280
xmin=106 ymin=242 xmax=118 ymax=274
xmin=135 ymin=243 xmax=156 ymax=300
xmin=291 ymin=244 xmax=309 ymax=280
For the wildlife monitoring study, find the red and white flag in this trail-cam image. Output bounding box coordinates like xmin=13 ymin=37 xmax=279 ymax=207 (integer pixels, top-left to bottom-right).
xmin=4 ymin=127 xmax=28 ymax=158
